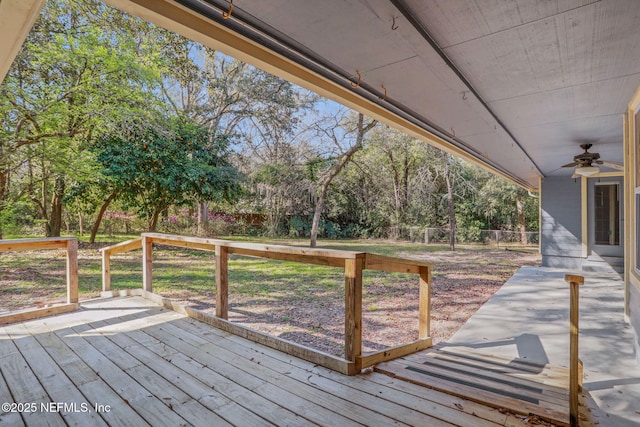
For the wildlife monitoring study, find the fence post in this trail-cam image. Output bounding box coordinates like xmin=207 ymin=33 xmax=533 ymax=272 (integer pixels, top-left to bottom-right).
xmin=418 ymin=266 xmax=431 ymax=339
xmin=142 ymin=235 xmax=153 ymax=292
xmin=424 ymin=228 xmax=430 ymax=244
xmin=102 ymin=249 xmax=111 ymax=292
xmin=216 ymin=244 xmax=229 ymax=319
xmin=565 ymin=274 xmax=584 ymax=427
xmin=345 ymin=255 xmax=363 ymax=370
xmin=66 ymin=239 xmax=78 ymax=303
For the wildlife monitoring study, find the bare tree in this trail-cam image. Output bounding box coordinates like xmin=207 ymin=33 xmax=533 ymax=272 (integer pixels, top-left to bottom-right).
xmin=309 ymin=111 xmax=377 ymax=247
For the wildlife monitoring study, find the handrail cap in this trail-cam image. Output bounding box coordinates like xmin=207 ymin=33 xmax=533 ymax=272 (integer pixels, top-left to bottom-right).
xmin=564 ymin=274 xmax=584 ymax=285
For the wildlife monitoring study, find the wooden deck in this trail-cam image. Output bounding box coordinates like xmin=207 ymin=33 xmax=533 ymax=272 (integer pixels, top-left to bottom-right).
xmin=376 ymin=345 xmax=591 ymax=426
xmin=1 ymin=296 xmax=571 ymax=427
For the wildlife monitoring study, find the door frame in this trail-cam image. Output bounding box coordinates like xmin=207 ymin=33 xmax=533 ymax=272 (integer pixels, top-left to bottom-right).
xmin=584 ymin=175 xmax=624 ymax=258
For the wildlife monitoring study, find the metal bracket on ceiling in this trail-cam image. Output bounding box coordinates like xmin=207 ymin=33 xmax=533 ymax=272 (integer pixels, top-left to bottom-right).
xmin=379 ymin=84 xmax=387 ymax=101
xmin=222 ymin=0 xmax=233 ymax=19
xmin=350 ymin=70 xmax=362 ymax=88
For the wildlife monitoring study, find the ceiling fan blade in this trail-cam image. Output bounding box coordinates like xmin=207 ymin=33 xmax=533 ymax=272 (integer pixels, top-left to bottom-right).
xmin=561 ymin=161 xmax=579 ymax=168
xmin=600 ymin=161 xmax=624 ymax=171
xmin=571 ymin=172 xmax=580 ymax=179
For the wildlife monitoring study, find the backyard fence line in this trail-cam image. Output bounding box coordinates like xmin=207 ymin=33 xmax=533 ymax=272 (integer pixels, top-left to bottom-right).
xmin=385 ymin=226 xmax=539 ymax=246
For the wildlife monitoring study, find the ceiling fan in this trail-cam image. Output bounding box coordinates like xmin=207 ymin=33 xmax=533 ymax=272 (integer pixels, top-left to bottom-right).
xmin=561 ymin=144 xmax=623 ymax=177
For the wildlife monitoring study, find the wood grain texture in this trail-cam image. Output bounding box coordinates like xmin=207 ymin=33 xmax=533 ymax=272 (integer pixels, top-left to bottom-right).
xmin=215 ymin=244 xmax=229 ymax=319
xmin=1 ymin=295 xmax=531 ymax=426
xmin=344 ymin=256 xmax=363 ymax=368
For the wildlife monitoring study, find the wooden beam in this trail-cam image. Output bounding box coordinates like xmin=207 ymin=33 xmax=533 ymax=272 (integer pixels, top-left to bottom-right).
xmin=0 ymin=303 xmax=79 ymax=325
xmin=357 ymin=338 xmax=432 ymax=369
xmin=565 ymin=274 xmax=584 ymax=427
xmin=419 ymin=266 xmax=431 ymax=339
xmin=146 ymin=235 xmax=222 ymax=252
xmin=66 ymin=239 xmax=78 ymax=304
xmin=344 ymin=256 xmax=363 ymax=368
xmin=143 ymin=232 xmax=359 ymax=264
xmin=215 ymin=245 xmax=229 ymax=320
xmin=364 ymin=253 xmax=433 ymax=274
xmin=228 ymin=247 xmax=346 ymax=268
xmin=99 ymin=237 xmax=142 ymax=255
xmin=102 ymin=250 xmax=111 ymax=292
xmin=0 ymin=237 xmax=72 ymax=252
xmin=142 ymin=235 xmax=153 ymax=292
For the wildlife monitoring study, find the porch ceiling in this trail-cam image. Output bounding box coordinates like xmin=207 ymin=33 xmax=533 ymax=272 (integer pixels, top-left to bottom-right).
xmin=4 ymin=0 xmax=640 ymax=190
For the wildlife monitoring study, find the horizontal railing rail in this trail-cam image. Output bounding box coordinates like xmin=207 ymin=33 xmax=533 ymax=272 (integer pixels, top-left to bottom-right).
xmin=101 ymin=233 xmax=434 ymax=375
xmin=0 ymin=237 xmax=79 ymax=324
xmin=100 ymin=237 xmax=142 ymax=292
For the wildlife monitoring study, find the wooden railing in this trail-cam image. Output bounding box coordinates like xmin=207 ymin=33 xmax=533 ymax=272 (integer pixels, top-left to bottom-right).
xmin=101 ymin=232 xmax=434 ymax=375
xmin=565 ymin=274 xmax=584 ymax=427
xmin=0 ymin=237 xmax=79 ymax=324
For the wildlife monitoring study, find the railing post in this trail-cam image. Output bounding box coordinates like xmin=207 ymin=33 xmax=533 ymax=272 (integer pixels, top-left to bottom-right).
xmin=216 ymin=244 xmax=229 ymax=319
xmin=142 ymin=235 xmax=153 ymax=292
xmin=66 ymin=239 xmax=78 ymax=303
xmin=418 ymin=266 xmax=431 ymax=339
xmin=565 ymin=274 xmax=584 ymax=427
xmin=344 ymin=255 xmax=363 ymax=369
xmin=102 ymin=249 xmax=111 ymax=292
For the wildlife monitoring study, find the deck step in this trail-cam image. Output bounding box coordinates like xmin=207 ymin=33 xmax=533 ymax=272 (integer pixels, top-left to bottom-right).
xmin=375 ymin=345 xmax=592 ymax=427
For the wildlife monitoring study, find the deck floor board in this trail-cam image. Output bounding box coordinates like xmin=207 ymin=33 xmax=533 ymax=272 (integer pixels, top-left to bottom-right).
xmin=376 ymin=345 xmax=592 ymax=426
xmin=0 ymin=296 xmax=561 ymax=426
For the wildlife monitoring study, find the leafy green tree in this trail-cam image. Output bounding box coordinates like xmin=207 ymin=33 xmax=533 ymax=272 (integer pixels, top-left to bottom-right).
xmin=477 ymin=175 xmax=538 ymax=243
xmin=156 ymin=37 xmax=315 ymax=234
xmin=0 ymin=0 xmax=159 ymax=237
xmin=95 ymin=117 xmax=240 ymax=232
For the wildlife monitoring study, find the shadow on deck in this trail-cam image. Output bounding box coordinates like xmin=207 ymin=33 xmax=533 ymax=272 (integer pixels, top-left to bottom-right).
xmin=376 ymin=344 xmax=587 ymax=426
xmin=1 ymin=295 xmax=565 ymax=427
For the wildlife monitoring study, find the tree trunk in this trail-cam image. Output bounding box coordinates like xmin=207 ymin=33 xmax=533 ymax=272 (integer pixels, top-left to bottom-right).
xmin=197 ymin=201 xmax=208 ymax=236
xmin=516 ymin=195 xmax=528 ymax=245
xmin=48 ymin=177 xmax=65 ymax=237
xmin=310 ymin=184 xmax=329 ymax=248
xmin=89 ymin=190 xmax=118 ymax=243
xmin=309 ymin=113 xmax=377 ymax=247
xmin=442 ymin=153 xmax=456 ymax=251
xmin=149 ymin=207 xmax=160 ymax=232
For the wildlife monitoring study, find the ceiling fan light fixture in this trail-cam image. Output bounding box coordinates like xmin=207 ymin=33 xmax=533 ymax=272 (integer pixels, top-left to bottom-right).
xmin=575 ymin=165 xmax=600 ymax=176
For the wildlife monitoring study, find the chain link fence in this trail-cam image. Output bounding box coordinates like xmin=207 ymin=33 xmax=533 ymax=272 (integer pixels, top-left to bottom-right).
xmin=385 ymin=226 xmax=539 ymax=246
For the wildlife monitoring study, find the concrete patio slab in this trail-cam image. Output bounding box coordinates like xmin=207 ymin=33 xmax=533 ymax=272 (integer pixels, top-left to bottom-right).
xmin=447 ymin=266 xmax=640 ymax=426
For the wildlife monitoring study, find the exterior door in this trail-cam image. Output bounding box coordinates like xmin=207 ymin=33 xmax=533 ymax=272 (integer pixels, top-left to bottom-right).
xmin=589 ymin=179 xmax=624 ymax=257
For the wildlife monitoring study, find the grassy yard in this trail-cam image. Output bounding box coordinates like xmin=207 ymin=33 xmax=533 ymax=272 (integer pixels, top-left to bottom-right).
xmin=0 ymin=234 xmax=540 ymax=357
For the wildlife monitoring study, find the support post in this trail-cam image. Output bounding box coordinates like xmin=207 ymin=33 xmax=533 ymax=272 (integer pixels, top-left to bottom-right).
xmin=216 ymin=245 xmax=229 ymax=319
xmin=565 ymin=274 xmax=584 ymax=427
xmin=344 ymin=256 xmax=363 ymax=370
xmin=142 ymin=235 xmax=153 ymax=292
xmin=418 ymin=266 xmax=431 ymax=339
xmin=102 ymin=249 xmax=111 ymax=292
xmin=66 ymin=239 xmax=78 ymax=303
